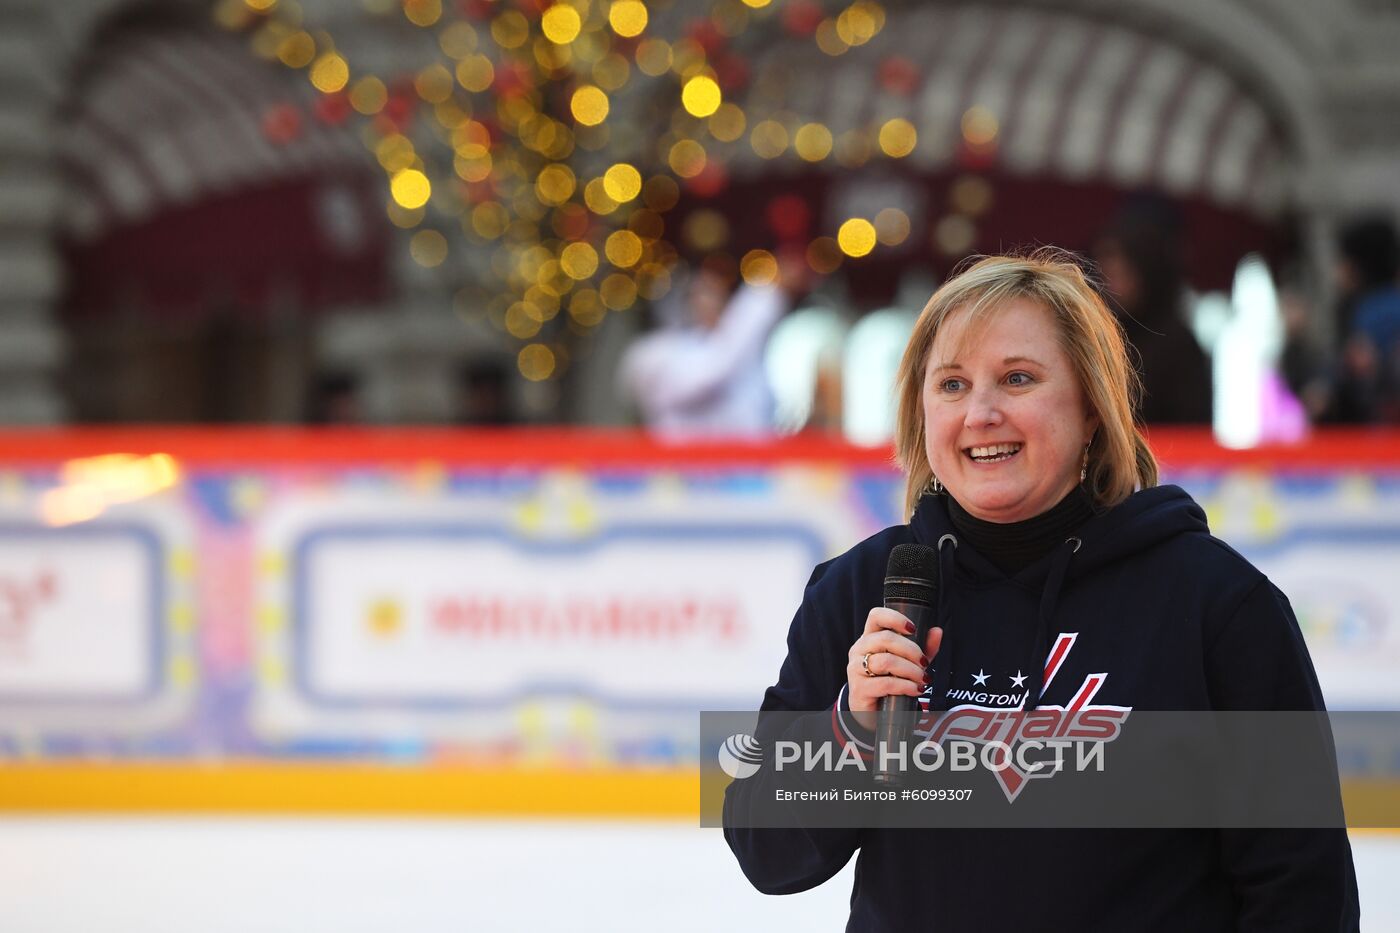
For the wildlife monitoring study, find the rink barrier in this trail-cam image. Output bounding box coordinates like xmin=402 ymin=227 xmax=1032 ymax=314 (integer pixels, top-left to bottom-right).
xmin=1 ymin=428 xmax=1399 ymax=816
xmin=0 ymin=766 xmax=1397 ymax=825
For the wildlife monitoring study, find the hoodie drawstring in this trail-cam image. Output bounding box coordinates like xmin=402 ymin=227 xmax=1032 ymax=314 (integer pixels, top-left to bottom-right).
xmin=925 ymin=533 xmax=959 ymax=711
xmin=1021 ymin=537 xmax=1080 ymax=712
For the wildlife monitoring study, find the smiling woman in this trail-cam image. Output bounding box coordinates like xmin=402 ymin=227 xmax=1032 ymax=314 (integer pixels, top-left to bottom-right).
xmin=921 ymin=298 xmax=1098 ymax=523
xmin=723 ymin=250 xmax=1361 ymax=931
xmin=893 ymin=250 xmax=1156 ymax=521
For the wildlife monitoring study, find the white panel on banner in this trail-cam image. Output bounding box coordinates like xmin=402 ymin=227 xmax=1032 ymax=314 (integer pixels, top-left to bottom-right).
xmin=0 ymin=530 xmax=157 ymax=698
xmin=299 ymin=528 xmax=819 ymax=706
xmin=1251 ymin=538 xmax=1400 ymax=709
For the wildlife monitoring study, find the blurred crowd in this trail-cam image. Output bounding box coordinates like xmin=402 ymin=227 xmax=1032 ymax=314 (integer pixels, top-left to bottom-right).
xmin=607 ymin=206 xmax=1400 ymax=440
xmin=1285 ymin=216 xmax=1400 ymax=425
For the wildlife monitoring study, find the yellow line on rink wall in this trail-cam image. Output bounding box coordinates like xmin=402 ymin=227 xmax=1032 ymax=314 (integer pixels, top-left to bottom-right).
xmin=1 ymin=766 xmax=1398 ymax=829
xmin=0 ymin=765 xmax=698 ymax=818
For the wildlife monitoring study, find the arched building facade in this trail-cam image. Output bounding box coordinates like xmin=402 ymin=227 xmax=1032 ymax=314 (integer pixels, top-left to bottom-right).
xmin=1 ymin=0 xmax=1397 ymax=423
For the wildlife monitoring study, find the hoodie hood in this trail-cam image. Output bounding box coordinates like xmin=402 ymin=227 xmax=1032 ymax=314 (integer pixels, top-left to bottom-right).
xmin=907 ymin=484 xmax=1210 ymax=710
xmin=910 ymin=484 xmax=1209 ymax=585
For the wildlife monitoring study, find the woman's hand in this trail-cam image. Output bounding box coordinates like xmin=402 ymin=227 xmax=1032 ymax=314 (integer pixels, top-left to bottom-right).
xmin=846 ymin=609 xmax=944 ymax=730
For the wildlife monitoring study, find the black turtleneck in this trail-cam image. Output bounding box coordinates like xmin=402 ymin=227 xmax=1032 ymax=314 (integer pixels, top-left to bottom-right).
xmin=946 ymin=486 xmax=1096 ymax=575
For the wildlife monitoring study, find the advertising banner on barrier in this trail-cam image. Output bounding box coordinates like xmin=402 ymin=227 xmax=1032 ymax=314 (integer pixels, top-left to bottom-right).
xmin=0 ymin=430 xmax=1396 ymax=775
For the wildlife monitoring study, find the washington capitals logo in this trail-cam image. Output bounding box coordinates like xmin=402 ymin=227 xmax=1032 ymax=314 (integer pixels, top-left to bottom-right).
xmin=917 ymin=634 xmax=1132 ymax=802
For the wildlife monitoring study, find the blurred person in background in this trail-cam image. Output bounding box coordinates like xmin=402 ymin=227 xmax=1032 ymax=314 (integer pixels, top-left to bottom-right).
xmin=455 ymin=358 xmax=513 ymax=426
xmin=725 ymin=251 xmax=1358 ymax=930
xmin=1093 ymin=199 xmax=1213 ymax=424
xmin=619 ymin=251 xmax=808 ymax=438
xmin=1328 ymin=215 xmax=1400 ymax=422
xmin=1280 ymin=288 xmax=1335 ymax=422
xmin=306 ymin=371 xmax=363 ymax=424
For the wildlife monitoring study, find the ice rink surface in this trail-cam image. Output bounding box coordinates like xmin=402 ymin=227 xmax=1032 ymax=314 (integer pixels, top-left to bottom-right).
xmin=0 ymin=819 xmax=1392 ymax=931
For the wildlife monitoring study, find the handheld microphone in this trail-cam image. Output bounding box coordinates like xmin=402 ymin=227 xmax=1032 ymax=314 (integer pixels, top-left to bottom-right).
xmin=874 ymin=543 xmax=938 ymax=786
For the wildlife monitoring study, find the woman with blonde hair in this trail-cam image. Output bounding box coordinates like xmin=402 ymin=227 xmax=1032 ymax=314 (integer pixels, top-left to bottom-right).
xmin=725 ymin=250 xmax=1359 ymax=930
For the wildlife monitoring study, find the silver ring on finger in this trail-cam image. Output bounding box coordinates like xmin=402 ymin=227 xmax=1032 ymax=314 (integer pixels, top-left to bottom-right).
xmin=862 ymin=651 xmax=880 ymax=677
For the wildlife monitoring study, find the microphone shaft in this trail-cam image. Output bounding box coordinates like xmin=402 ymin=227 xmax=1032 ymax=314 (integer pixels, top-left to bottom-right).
xmin=874 ymin=595 xmax=930 ymax=786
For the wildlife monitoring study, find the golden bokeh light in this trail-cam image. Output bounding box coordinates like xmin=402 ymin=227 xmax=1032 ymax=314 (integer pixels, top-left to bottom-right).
xmin=635 ymin=38 xmax=672 ymax=76
xmin=642 ymin=175 xmax=680 ymax=211
xmin=454 ymin=152 xmax=492 ymax=182
xmin=537 ymin=257 xmax=575 ymax=295
xmin=541 ymin=4 xmax=582 ymax=44
xmin=950 ymin=174 xmax=994 ymax=215
xmin=815 ymin=20 xmax=848 ymax=56
xmin=602 ymin=163 xmax=642 ymax=202
xmin=518 ymin=343 xmax=556 ymax=381
xmin=740 ymin=249 xmax=779 ymax=286
xmin=667 ymin=139 xmax=707 ymax=177
xmin=570 ymin=85 xmax=610 ymax=126
xmin=836 ymin=3 xmax=881 ymax=46
xmin=560 ymin=242 xmax=600 ymax=279
xmin=628 ymin=209 xmax=664 ymax=240
xmin=609 ymin=0 xmax=649 ymax=38
xmin=372 ymin=132 xmax=414 ymax=170
xmin=874 ymin=207 xmax=911 ymax=246
xmin=244 ymin=0 xmax=277 ymax=10
xmin=456 ymin=54 xmax=495 ymax=92
xmin=390 ymin=169 xmax=431 ymax=209
xmin=349 ymin=76 xmax=387 ymax=114
xmin=434 ymin=100 xmax=470 ymax=128
xmin=518 ymin=245 xmax=553 ymax=279
xmin=524 ymin=285 xmax=561 ymax=319
xmin=600 ymin=273 xmax=638 ymax=310
xmin=309 ymin=52 xmax=349 ymax=92
xmin=837 ymin=218 xmax=877 ymax=257
xmin=534 ymin=36 xmax=572 ymax=72
xmin=750 ymin=119 xmax=789 ymax=159
xmin=605 ymin=230 xmax=644 ymax=268
xmin=403 ymin=0 xmax=442 ymax=27
xmin=410 ymin=229 xmax=449 ymax=267
xmin=491 ymin=10 xmax=530 ymax=49
xmin=507 ymin=303 xmax=545 ymax=339
xmin=277 ymin=32 xmax=316 ymax=68
xmin=708 ymin=102 xmax=746 ymax=142
xmin=670 ymin=38 xmax=707 ymax=78
xmin=535 ymin=163 xmax=578 ymax=205
xmin=569 ymin=288 xmax=606 ymax=327
xmin=682 ymin=209 xmax=728 ymax=251
xmin=934 ymin=215 xmax=976 ymax=255
xmin=471 ymin=202 xmax=510 ymax=239
xmin=878 ymin=118 xmax=917 ymax=158
xmin=794 ymin=123 xmax=833 ymax=161
xmin=740 ymin=0 xmax=771 ymax=8
xmin=806 ymin=236 xmax=843 ymax=274
xmin=414 ymin=63 xmax=454 ymax=103
xmin=681 ymin=75 xmax=722 ymax=118
xmin=387 ymin=202 xmax=425 ymax=229
xmin=961 ymin=106 xmax=999 ymax=146
xmin=584 ymin=177 xmax=620 ymax=214
xmin=592 ymin=52 xmax=631 ymax=91
xmin=439 ymin=21 xmax=478 ymax=58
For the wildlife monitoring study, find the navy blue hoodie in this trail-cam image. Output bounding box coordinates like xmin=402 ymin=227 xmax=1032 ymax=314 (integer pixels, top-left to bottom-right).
xmin=724 ymin=485 xmax=1360 ymax=931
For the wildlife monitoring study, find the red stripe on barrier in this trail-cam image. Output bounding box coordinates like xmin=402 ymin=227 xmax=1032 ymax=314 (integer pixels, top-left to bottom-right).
xmin=0 ymin=427 xmax=1395 ymax=469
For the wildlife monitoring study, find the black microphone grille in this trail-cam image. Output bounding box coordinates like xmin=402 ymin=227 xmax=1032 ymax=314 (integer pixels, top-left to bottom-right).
xmin=884 ymin=543 xmax=937 ymax=600
xmin=886 ymin=543 xmax=937 ymax=579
